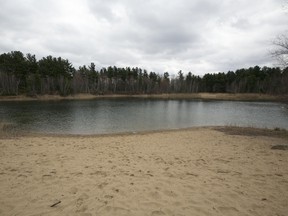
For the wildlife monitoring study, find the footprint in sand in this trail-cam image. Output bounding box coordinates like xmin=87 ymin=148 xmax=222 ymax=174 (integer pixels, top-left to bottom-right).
xmin=71 ymin=172 xmax=83 ymax=177
xmin=104 ymin=192 xmax=114 ymax=198
xmin=98 ymin=182 xmax=108 ymax=189
xmin=218 ymin=206 xmax=239 ymax=214
xmin=186 ymin=172 xmax=199 ymax=177
xmin=151 ymin=210 xmax=166 ymax=216
xmin=17 ymin=174 xmax=27 ymax=179
xmin=76 ymin=193 xmax=89 ymax=212
xmin=100 ymin=206 xmax=131 ymax=215
xmin=50 ymin=170 xmax=57 ymax=174
xmin=8 ymin=168 xmax=18 ymax=172
xmin=42 ymin=174 xmax=54 ymax=181
xmin=90 ymin=171 xmax=107 ymax=177
xmin=214 ymin=158 xmax=231 ymax=164
xmin=216 ymin=169 xmax=231 ymax=174
xmin=69 ymin=187 xmax=78 ymax=195
xmin=76 ymin=198 xmax=84 ymax=208
xmin=163 ymin=190 xmax=178 ymax=198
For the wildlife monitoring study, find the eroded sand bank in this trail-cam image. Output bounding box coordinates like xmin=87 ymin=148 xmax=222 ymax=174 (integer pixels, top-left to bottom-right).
xmin=0 ymin=127 xmax=287 ymax=216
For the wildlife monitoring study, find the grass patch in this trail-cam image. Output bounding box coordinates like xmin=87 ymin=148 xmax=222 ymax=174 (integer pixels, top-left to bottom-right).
xmin=271 ymin=145 xmax=288 ymax=150
xmin=215 ymin=126 xmax=288 ymax=140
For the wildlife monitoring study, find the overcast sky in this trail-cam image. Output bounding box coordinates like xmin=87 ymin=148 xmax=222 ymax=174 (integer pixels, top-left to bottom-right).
xmin=0 ymin=0 xmax=287 ymax=75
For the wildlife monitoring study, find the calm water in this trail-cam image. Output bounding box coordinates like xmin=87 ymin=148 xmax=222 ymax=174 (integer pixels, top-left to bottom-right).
xmin=0 ymin=99 xmax=288 ymax=134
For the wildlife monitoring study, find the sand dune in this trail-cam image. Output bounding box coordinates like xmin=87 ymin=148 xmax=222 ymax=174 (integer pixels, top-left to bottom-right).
xmin=0 ymin=127 xmax=287 ymax=216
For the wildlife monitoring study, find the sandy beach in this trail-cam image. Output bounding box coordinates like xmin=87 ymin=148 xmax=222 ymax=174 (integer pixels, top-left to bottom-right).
xmin=0 ymin=127 xmax=288 ymax=216
xmin=0 ymin=93 xmax=287 ymax=103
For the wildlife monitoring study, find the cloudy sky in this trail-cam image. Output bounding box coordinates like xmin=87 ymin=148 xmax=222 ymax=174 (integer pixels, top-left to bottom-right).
xmin=0 ymin=0 xmax=287 ymax=75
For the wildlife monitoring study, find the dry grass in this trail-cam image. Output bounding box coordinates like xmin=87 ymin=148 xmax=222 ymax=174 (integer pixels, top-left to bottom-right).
xmin=0 ymin=93 xmax=287 ymax=102
xmin=141 ymin=93 xmax=288 ymax=102
xmin=215 ymin=126 xmax=288 ymax=140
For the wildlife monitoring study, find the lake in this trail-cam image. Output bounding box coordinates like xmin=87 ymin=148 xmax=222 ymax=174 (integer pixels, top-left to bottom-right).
xmin=1 ymin=99 xmax=288 ymax=134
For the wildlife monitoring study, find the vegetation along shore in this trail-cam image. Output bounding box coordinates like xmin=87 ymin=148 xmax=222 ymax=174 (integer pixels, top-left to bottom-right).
xmin=0 ymin=51 xmax=288 ymax=97
xmin=0 ymin=93 xmax=288 ymax=103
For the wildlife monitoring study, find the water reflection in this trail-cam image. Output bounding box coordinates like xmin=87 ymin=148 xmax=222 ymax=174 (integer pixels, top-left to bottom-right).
xmin=0 ymin=99 xmax=287 ymax=134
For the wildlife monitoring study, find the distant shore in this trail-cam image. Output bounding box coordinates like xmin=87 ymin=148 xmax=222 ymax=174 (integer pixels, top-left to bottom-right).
xmin=0 ymin=93 xmax=287 ymax=103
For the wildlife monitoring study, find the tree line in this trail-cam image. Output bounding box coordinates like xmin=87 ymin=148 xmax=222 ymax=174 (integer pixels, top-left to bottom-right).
xmin=0 ymin=51 xmax=287 ymax=96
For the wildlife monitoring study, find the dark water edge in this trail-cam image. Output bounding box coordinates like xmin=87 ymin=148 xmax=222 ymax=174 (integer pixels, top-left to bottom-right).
xmin=1 ymin=99 xmax=288 ymax=135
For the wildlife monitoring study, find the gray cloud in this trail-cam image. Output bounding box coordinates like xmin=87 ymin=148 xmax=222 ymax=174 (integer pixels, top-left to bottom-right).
xmin=0 ymin=0 xmax=287 ymax=75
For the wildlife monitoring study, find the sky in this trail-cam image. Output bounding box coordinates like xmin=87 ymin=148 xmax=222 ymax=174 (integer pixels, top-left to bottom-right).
xmin=0 ymin=0 xmax=287 ymax=76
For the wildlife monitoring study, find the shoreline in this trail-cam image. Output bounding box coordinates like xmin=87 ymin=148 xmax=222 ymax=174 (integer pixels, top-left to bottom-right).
xmin=1 ymin=124 xmax=288 ymax=139
xmin=0 ymin=126 xmax=287 ymax=215
xmin=0 ymin=93 xmax=287 ymax=103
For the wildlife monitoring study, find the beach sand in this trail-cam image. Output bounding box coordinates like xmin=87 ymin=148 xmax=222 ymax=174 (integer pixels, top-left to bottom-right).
xmin=0 ymin=93 xmax=287 ymax=103
xmin=0 ymin=127 xmax=287 ymax=216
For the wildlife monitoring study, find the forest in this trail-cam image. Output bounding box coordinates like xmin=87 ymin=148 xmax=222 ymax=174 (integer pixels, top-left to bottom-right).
xmin=0 ymin=51 xmax=287 ymax=96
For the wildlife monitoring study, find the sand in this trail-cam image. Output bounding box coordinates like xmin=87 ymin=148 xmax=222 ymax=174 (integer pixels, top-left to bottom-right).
xmin=0 ymin=93 xmax=287 ymax=103
xmin=0 ymin=127 xmax=288 ymax=216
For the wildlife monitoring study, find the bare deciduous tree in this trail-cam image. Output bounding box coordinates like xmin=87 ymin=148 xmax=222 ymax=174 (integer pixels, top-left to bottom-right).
xmin=271 ymin=33 xmax=288 ymax=68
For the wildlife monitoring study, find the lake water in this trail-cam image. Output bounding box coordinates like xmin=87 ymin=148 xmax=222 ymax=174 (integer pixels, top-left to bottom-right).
xmin=0 ymin=99 xmax=288 ymax=134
